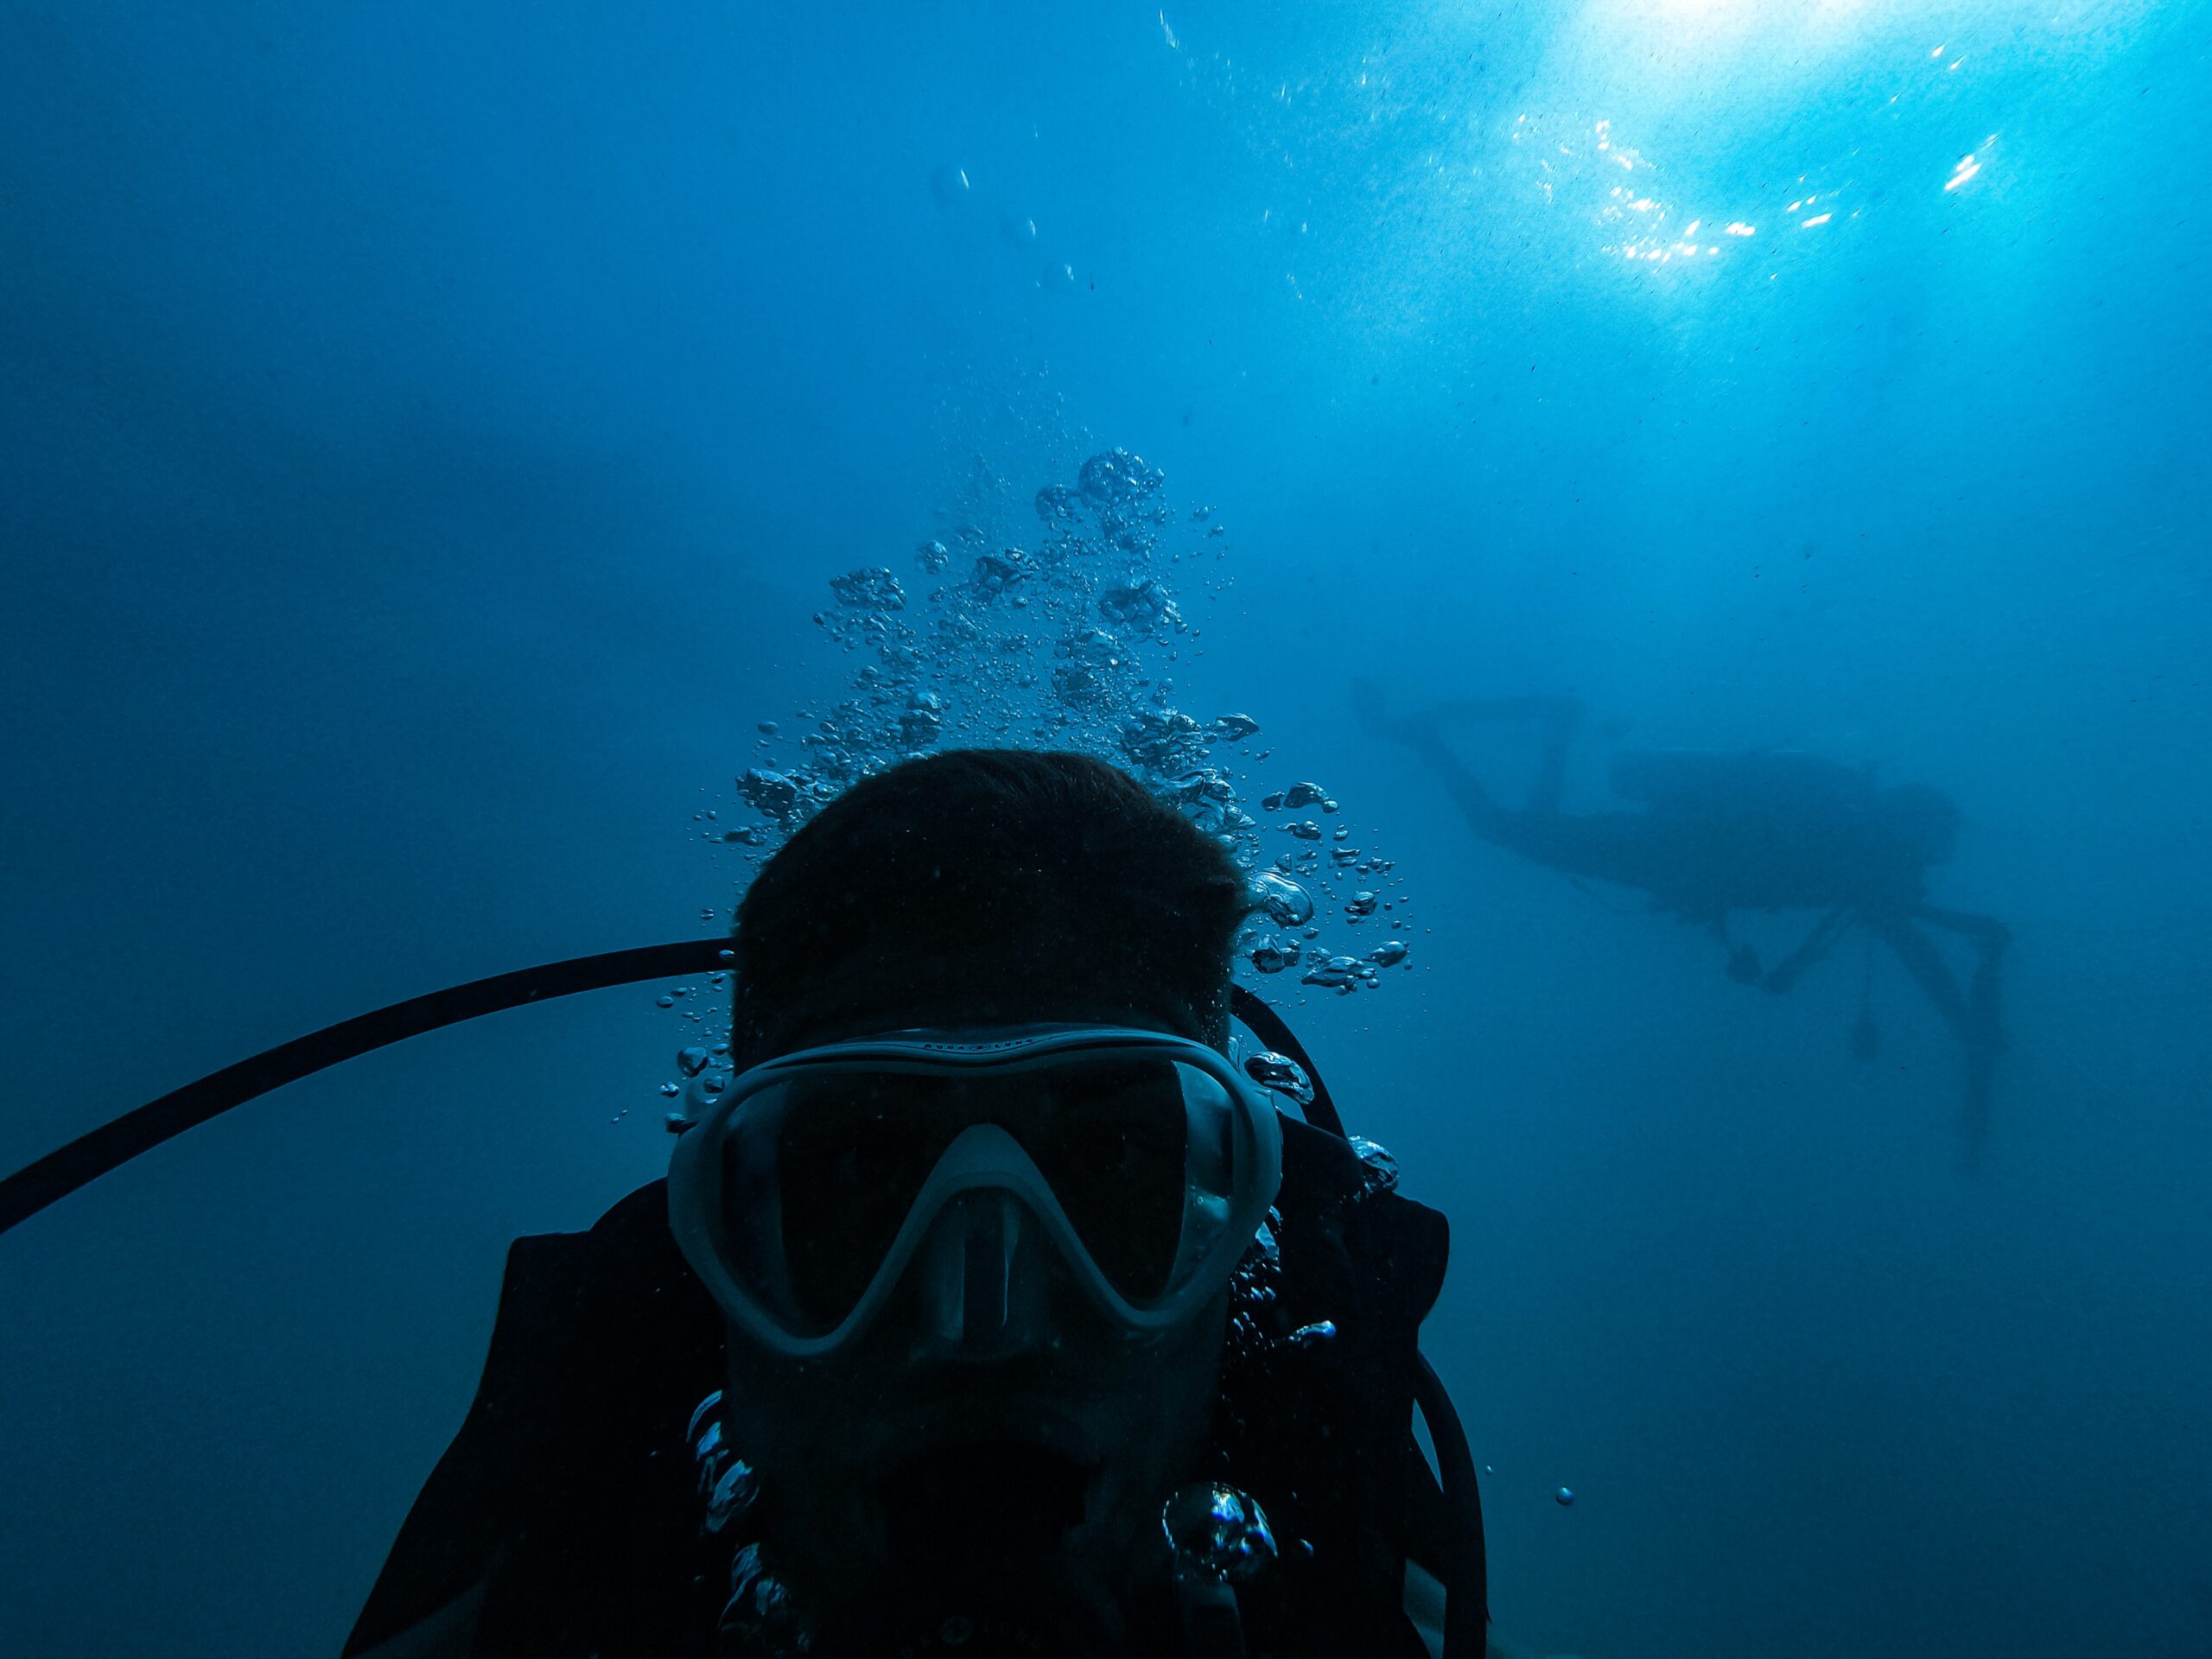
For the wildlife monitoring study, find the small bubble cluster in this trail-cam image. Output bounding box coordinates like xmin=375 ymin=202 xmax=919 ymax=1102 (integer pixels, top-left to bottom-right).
xmin=826 ymin=567 xmax=906 ymax=611
xmin=689 ymin=1393 xmax=808 ymax=1656
xmin=688 ymin=1392 xmax=763 ymax=1535
xmin=720 ymin=1541 xmax=810 ymax=1656
xmin=1161 ymin=1482 xmax=1278 ymax=1584
xmin=1345 ymin=1135 xmax=1401 ymax=1197
xmin=1224 ymin=1207 xmax=1286 ymax=1368
xmin=1242 ymin=1048 xmax=1316 ymax=1108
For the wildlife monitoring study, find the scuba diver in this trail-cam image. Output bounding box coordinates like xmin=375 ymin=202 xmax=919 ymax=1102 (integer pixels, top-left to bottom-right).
xmin=1357 ymin=688 xmax=2011 ymax=1168
xmin=0 ymin=747 xmax=1495 ymax=1659
xmin=346 ymin=748 xmax=1484 ymax=1657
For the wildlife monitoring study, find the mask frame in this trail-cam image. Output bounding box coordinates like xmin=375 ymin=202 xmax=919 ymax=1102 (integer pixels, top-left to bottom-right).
xmin=666 ymin=1025 xmax=1285 ymax=1359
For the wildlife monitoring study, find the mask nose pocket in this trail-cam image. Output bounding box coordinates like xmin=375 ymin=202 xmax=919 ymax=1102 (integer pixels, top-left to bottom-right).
xmin=917 ymin=1187 xmax=1024 ymax=1353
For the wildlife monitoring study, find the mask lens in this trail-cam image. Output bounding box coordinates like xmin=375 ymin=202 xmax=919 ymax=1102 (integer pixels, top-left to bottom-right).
xmin=709 ymin=1048 xmax=1249 ymax=1338
xmin=1019 ymin=1058 xmax=1194 ymax=1303
xmin=729 ymin=1075 xmax=964 ymax=1331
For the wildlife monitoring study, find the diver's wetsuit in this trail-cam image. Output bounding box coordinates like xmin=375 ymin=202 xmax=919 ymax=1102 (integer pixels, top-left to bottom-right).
xmin=345 ymin=1118 xmax=1456 ymax=1658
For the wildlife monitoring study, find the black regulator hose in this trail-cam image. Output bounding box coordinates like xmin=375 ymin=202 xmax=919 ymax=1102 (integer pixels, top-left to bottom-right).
xmin=0 ymin=950 xmax=1340 ymax=1236
xmin=0 ymin=938 xmax=730 ymax=1236
xmin=1412 ymin=1351 xmax=1490 ymax=1659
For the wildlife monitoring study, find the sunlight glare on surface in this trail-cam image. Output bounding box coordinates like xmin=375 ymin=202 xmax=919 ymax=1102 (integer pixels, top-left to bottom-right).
xmin=1491 ymin=0 xmax=2145 ymax=284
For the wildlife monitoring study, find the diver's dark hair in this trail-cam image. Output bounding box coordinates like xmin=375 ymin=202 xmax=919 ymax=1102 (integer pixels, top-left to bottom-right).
xmin=730 ymin=748 xmax=1252 ymax=1065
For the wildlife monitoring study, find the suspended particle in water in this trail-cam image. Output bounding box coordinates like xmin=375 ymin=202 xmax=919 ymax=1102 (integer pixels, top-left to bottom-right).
xmin=929 ymin=164 xmax=972 ymax=207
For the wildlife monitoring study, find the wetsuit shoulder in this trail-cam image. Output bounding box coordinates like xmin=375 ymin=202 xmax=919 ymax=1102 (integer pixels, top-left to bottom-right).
xmin=344 ymin=1182 xmax=725 ymax=1658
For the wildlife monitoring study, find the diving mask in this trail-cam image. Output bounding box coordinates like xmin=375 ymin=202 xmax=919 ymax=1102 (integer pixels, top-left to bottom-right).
xmin=666 ymin=1026 xmax=1285 ymax=1359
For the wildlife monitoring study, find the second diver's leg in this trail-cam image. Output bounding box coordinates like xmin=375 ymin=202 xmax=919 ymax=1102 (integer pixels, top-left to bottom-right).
xmin=1354 ymin=682 xmax=1517 ymax=841
xmin=1399 ymin=716 xmax=1516 ymax=842
xmin=1910 ymin=906 xmax=2012 ymax=1173
xmin=1866 ymin=909 xmax=2008 ymax=1172
xmin=1357 ymin=687 xmax=1682 ymax=894
xmin=1405 ymin=694 xmax=1586 ymax=814
xmin=1355 ymin=685 xmax=1585 ymax=830
xmin=1866 ymin=912 xmax=1972 ymax=1038
xmin=1525 ymin=696 xmax=1585 ymax=817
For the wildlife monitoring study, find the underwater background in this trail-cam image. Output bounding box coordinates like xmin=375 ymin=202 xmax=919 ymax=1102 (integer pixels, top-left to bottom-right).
xmin=3 ymin=2 xmax=2208 ymax=1655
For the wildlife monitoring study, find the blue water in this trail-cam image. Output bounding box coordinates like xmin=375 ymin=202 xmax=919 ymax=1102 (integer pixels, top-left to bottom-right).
xmin=3 ymin=3 xmax=2208 ymax=1655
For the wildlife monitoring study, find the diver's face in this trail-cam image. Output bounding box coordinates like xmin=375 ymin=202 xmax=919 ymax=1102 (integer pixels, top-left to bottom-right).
xmin=720 ymin=971 xmax=1232 ymax=1645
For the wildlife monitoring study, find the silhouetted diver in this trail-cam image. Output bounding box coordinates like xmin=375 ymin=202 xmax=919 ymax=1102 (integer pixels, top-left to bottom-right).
xmin=1359 ymin=688 xmax=2011 ymax=1168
